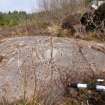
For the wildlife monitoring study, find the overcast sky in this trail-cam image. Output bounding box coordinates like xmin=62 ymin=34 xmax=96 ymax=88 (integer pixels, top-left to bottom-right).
xmin=0 ymin=0 xmax=39 ymax=13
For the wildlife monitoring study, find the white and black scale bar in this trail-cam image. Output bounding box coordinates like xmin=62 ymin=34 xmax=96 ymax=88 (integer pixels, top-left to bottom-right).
xmin=70 ymin=79 xmax=105 ymax=92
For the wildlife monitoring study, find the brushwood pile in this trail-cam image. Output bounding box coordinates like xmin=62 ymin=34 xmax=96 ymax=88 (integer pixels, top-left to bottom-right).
xmin=62 ymin=3 xmax=105 ymax=35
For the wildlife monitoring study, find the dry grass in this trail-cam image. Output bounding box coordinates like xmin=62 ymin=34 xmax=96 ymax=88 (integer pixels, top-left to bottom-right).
xmin=0 ymin=10 xmax=104 ymax=43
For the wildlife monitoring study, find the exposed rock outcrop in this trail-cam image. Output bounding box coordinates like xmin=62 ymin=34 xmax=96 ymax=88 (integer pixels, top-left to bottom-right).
xmin=0 ymin=36 xmax=105 ymax=104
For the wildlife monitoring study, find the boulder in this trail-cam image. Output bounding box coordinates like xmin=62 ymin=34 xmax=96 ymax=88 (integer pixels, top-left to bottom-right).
xmin=61 ymin=14 xmax=81 ymax=35
xmin=0 ymin=36 xmax=105 ymax=104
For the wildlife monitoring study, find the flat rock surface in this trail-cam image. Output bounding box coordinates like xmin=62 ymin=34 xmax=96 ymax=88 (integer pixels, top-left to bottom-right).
xmin=0 ymin=36 xmax=105 ymax=104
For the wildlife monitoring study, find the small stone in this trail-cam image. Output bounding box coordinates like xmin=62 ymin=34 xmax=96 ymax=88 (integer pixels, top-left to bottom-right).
xmin=0 ymin=55 xmax=4 ymax=62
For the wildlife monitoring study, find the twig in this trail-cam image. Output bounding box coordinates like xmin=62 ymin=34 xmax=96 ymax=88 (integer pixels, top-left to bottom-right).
xmin=75 ymin=40 xmax=96 ymax=79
